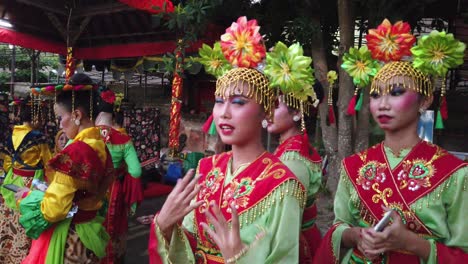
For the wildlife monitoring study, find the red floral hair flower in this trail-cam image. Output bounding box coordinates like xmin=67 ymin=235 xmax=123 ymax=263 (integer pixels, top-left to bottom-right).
xmin=220 ymin=16 xmax=266 ymax=68
xmin=366 ymin=19 xmax=416 ymax=62
xmin=101 ymin=90 xmax=116 ymax=104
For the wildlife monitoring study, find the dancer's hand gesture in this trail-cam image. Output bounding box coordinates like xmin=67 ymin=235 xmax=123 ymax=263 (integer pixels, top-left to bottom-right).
xmin=156 ymin=169 xmax=203 ymax=237
xmin=201 ymin=202 xmax=246 ymax=261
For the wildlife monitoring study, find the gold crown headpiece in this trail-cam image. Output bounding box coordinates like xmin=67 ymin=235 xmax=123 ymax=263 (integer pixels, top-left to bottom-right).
xmin=216 ymin=67 xmax=274 ymax=120
xmin=371 ymin=61 xmax=433 ymax=95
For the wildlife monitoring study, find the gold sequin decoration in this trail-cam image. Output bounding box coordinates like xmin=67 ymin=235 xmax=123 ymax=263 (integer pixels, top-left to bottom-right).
xmin=371 ymin=61 xmax=433 ymax=96
xmin=216 ymin=68 xmax=274 ymax=121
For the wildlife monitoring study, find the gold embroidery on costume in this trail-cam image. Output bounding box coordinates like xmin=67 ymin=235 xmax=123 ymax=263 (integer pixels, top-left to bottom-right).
xmin=256 ymin=158 xmax=286 ymax=181
xmin=397 ymin=146 xmax=445 ymax=191
xmin=198 ymin=168 xmax=224 ymax=213
xmin=371 ymin=183 xmax=393 ymax=207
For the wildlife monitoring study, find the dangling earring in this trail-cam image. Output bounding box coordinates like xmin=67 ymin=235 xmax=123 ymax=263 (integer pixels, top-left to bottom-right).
xmin=418 ymin=108 xmax=425 ymax=115
xmin=74 ymin=119 xmax=81 ymax=126
xmin=261 ymin=119 xmax=268 ymax=129
xmin=293 ymin=115 xmax=300 ymax=122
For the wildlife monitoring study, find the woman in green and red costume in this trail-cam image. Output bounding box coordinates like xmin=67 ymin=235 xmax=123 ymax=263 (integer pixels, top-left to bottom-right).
xmin=149 ymin=16 xmax=307 ymax=264
xmin=314 ymin=19 xmax=467 ymax=263
xmin=95 ymin=86 xmax=143 ymax=264
xmin=0 ymin=98 xmax=52 ymax=263
xmin=15 ymin=73 xmax=114 ymax=264
xmin=264 ymin=41 xmax=323 ymax=263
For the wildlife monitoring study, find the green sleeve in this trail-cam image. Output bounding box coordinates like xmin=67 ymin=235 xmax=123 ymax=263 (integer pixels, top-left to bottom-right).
xmin=124 ymin=142 xmax=142 ymax=178
xmin=150 ymin=203 xmax=196 ymax=263
xmin=280 ymin=151 xmax=322 ymax=201
xmin=237 ymin=182 xmax=303 ymax=264
xmin=153 ymin=215 xmax=195 ymax=264
xmin=19 ymin=190 xmax=52 ymax=239
xmin=424 ymin=166 xmax=468 ymax=263
xmin=331 ymin=167 xmax=363 ymax=263
xmin=1 ymin=168 xmax=44 ymax=210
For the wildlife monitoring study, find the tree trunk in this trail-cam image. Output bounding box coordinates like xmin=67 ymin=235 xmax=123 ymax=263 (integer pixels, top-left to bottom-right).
xmin=355 ymin=90 xmax=370 ymax=152
xmin=310 ymin=17 xmax=339 ymax=193
xmin=26 ymin=49 xmax=40 ymax=85
xmin=31 ymin=58 xmax=37 ymax=84
xmin=334 ymin=0 xmax=355 ymax=193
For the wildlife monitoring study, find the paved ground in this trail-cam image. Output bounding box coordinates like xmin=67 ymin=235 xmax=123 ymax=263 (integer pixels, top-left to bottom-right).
xmin=125 ymin=196 xmax=167 ymax=264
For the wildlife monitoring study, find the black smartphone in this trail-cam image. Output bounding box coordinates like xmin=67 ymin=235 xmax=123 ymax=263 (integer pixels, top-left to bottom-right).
xmin=3 ymin=184 xmax=20 ymax=193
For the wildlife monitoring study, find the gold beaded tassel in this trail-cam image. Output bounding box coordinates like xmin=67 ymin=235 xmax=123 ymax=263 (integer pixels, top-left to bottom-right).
xmin=72 ymin=89 xmax=75 ymax=115
xmin=435 ymin=76 xmax=448 ymax=129
xmin=35 ymin=95 xmax=41 ymax=125
xmin=327 ymin=81 xmax=335 ymax=124
xmin=300 ymin=103 xmax=306 ymax=133
xmin=48 ymin=99 xmax=53 ymax=124
xmin=89 ymin=89 xmax=93 ymax=122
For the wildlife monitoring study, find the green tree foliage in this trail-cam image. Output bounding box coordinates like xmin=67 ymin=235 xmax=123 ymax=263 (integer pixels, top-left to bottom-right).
xmin=0 ymin=45 xmax=58 ymax=83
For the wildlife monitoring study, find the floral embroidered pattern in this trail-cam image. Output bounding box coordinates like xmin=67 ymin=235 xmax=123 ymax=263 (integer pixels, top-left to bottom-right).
xmin=356 ymin=161 xmax=387 ymax=190
xmin=397 ymin=159 xmax=434 ymax=191
xmin=397 ymin=147 xmax=445 ymax=191
xmin=222 ymin=177 xmax=254 ymax=211
xmin=198 ymin=168 xmax=224 ymax=213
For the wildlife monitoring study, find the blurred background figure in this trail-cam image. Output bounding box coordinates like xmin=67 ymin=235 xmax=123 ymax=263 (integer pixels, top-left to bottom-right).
xmin=0 ymin=97 xmax=52 ymax=263
xmin=53 ymin=129 xmax=68 ymax=154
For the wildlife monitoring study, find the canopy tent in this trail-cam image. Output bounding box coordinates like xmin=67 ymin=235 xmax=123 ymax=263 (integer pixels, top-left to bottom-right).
xmin=0 ymin=0 xmax=218 ymax=59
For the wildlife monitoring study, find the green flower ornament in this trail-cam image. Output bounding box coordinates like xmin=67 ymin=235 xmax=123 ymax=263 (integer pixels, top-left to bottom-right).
xmin=198 ymin=42 xmax=232 ymax=78
xmin=341 ymin=46 xmax=381 ymax=87
xmin=264 ymin=41 xmax=315 ymax=101
xmin=411 ymin=30 xmax=466 ymax=77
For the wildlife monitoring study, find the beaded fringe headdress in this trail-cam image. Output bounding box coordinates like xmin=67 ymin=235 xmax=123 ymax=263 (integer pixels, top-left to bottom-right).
xmin=216 ymin=67 xmax=273 ymax=119
xmin=371 ymin=61 xmax=432 ymax=96
xmin=341 ymin=18 xmax=466 ymax=128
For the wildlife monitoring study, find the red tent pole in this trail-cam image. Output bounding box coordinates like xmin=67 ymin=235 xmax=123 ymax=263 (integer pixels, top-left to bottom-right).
xmin=168 ymin=42 xmax=184 ymax=157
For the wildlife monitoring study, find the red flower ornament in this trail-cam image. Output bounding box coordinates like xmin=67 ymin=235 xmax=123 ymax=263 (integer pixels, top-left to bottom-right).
xmin=101 ymin=90 xmax=116 ymax=104
xmin=366 ymin=19 xmax=416 ymax=62
xmin=220 ymin=16 xmax=266 ymax=68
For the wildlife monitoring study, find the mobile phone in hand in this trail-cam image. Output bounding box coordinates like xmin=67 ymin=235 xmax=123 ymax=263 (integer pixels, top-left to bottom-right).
xmin=3 ymin=184 xmax=20 ymax=193
xmin=374 ymin=210 xmax=392 ymax=232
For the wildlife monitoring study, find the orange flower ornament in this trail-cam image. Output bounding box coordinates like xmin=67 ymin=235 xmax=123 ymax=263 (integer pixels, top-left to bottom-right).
xmin=366 ymin=19 xmax=416 ymax=62
xmin=220 ymin=16 xmax=266 ymax=68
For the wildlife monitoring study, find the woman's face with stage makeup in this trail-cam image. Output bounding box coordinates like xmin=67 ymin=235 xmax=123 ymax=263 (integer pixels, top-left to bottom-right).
xmin=370 ymin=77 xmax=423 ymax=132
xmin=212 ymin=82 xmax=265 ymax=146
xmin=57 ymin=132 xmax=68 ymax=151
xmin=55 ymin=103 xmax=79 ymax=139
xmin=267 ymin=96 xmax=296 ymax=134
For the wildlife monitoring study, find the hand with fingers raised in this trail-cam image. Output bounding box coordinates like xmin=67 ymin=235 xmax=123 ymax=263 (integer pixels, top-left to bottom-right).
xmin=155 ymin=169 xmax=204 ymax=242
xmin=200 ymin=202 xmax=247 ymax=263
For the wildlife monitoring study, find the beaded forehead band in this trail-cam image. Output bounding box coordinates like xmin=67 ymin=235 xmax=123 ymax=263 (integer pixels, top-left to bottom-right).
xmin=371 ymin=61 xmax=433 ymax=96
xmin=216 ymin=67 xmax=274 ymax=119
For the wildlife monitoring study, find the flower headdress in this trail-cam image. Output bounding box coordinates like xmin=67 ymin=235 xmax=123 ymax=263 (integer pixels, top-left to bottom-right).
xmin=263 ymin=41 xmax=318 ymax=132
xmin=96 ymin=86 xmax=116 ymax=114
xmin=200 ymin=16 xmax=274 ymax=135
xmin=341 ymin=18 xmax=466 ymax=129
